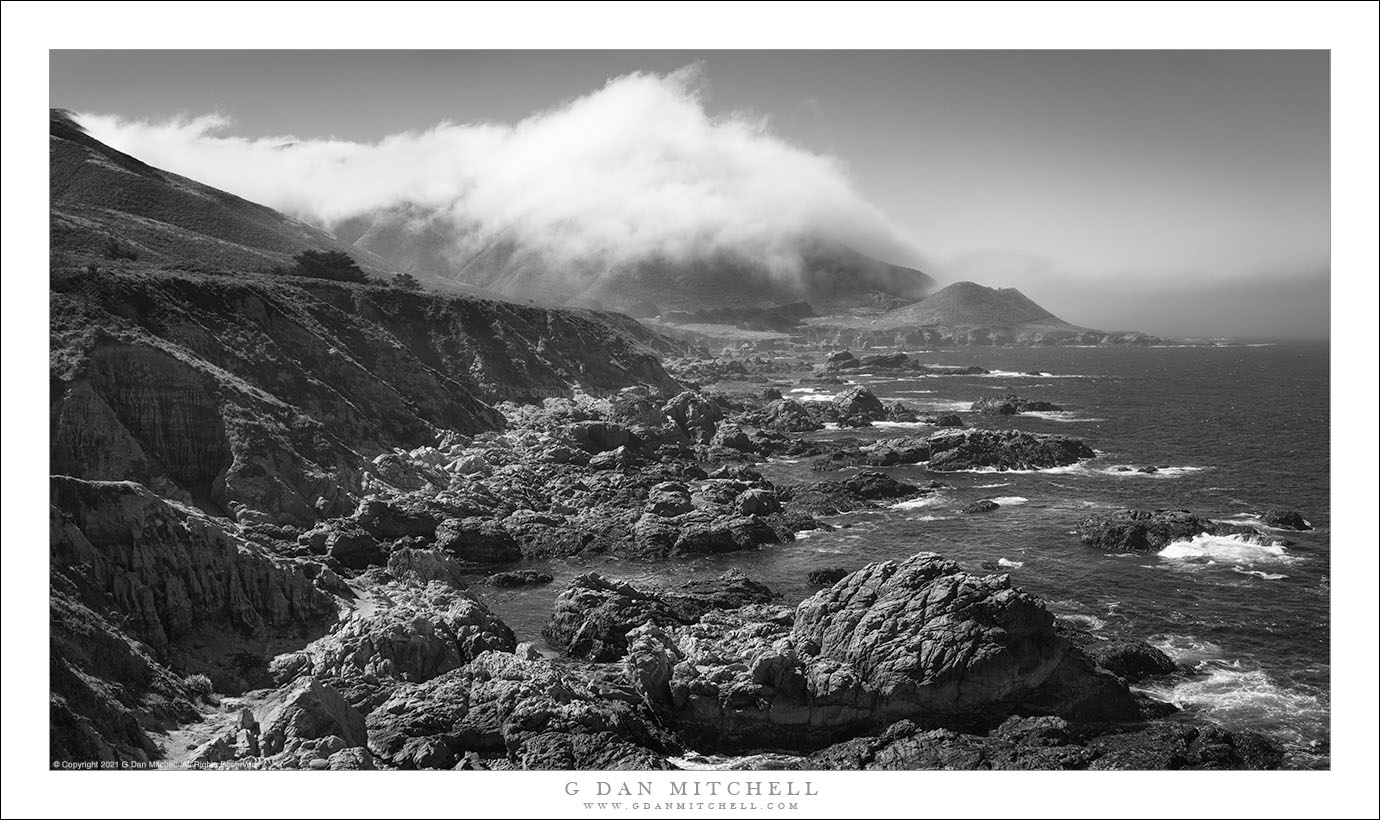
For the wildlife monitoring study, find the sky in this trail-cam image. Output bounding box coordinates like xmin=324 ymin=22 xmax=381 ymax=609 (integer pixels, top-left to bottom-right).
xmin=49 ymin=50 xmax=1329 ymax=339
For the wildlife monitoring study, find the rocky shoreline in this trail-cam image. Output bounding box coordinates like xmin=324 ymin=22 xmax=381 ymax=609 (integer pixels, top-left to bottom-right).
xmin=50 ymin=315 xmax=1301 ymax=770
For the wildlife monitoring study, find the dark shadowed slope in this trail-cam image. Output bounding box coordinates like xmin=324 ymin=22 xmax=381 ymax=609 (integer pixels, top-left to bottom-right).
xmin=49 ymin=109 xmax=395 ymax=276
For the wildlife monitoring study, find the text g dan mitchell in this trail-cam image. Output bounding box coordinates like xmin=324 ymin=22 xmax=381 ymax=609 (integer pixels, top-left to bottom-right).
xmin=565 ymin=780 xmax=819 ymax=797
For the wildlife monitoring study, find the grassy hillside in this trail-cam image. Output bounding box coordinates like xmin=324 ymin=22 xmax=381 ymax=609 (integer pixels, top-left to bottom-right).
xmin=49 ymin=109 xmax=394 ymax=276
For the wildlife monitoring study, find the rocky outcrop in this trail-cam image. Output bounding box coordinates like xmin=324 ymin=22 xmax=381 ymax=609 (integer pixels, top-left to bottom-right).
xmin=485 ymin=570 xmax=554 ymax=588
xmin=806 ymin=568 xmax=850 ymax=587
xmin=828 ymin=386 xmax=887 ymax=423
xmin=272 ymin=583 xmax=515 ymax=687
xmin=1083 ymin=641 xmax=1178 ymax=683
xmin=799 ymin=715 xmax=1282 ymax=770
xmin=386 ymin=548 xmax=468 ymax=588
xmin=925 ymin=428 xmax=1096 ymax=472
xmin=544 ymin=571 xmax=776 ymax=662
xmin=50 ymin=476 xmax=337 ymax=692
xmin=781 ymin=471 xmax=929 ymax=516
xmin=259 ymin=677 xmax=368 ymax=757
xmin=626 ymin=553 xmax=1138 ymax=751
xmin=1261 ymin=509 xmax=1311 ymax=531
xmin=971 ymin=395 xmax=1064 ymax=415
xmin=366 ymin=652 xmax=678 ymax=769
xmin=434 ymin=516 xmax=522 ymax=563
xmin=663 ymin=390 xmax=723 ymax=443
xmin=1076 ymin=509 xmax=1263 ymax=553
xmin=963 ymin=499 xmax=1001 ymax=514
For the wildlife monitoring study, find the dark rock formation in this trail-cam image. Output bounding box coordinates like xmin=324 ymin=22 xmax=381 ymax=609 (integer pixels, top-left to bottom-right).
xmin=1261 ymin=509 xmax=1311 ymax=531
xmin=750 ymin=398 xmax=825 ymax=433
xmin=798 ymin=715 xmax=1282 ymax=770
xmin=925 ymin=429 xmax=1096 ymax=472
xmin=806 ymin=567 xmax=849 ymax=587
xmin=1076 ymin=509 xmax=1263 ymax=553
xmin=486 ymin=570 xmax=555 ymax=588
xmin=434 ymin=516 xmax=522 ymax=563
xmin=1084 ymin=641 xmax=1179 ymax=683
xmin=971 ymin=395 xmax=1064 ymax=415
xmin=830 ymin=386 xmax=887 ymax=421
xmin=271 ymin=583 xmax=515 ymax=686
xmin=963 ymin=499 xmax=1001 ymax=514
xmin=386 ymin=548 xmax=468 ymax=588
xmin=861 ymin=437 xmax=932 ymax=466
xmin=925 ymin=414 xmax=966 ymax=428
xmin=326 ymin=527 xmax=385 ymax=570
xmin=626 ymin=553 xmax=1139 ymax=750
xmin=781 ymin=471 xmax=928 ymax=516
xmin=366 ymin=652 xmax=678 ymax=769
xmin=544 ymin=570 xmax=776 ymax=662
xmin=663 ymin=390 xmax=723 ymax=443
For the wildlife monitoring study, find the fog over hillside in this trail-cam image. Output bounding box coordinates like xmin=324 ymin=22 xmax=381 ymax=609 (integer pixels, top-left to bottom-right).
xmin=76 ymin=67 xmax=923 ymax=308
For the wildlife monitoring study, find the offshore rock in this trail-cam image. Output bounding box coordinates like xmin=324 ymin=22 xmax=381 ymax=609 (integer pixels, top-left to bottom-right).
xmin=925 ymin=429 xmax=1095 ymax=472
xmin=970 ymin=395 xmax=1064 ymax=415
xmin=1076 ymin=509 xmax=1263 ymax=553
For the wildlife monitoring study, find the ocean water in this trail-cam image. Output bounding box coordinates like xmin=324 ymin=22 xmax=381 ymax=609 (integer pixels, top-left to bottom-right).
xmin=477 ymin=342 xmax=1331 ymax=768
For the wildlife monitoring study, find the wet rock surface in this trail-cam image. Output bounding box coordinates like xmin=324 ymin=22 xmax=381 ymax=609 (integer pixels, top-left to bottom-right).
xmin=926 ymin=428 xmax=1096 ymax=472
xmin=1077 ymin=508 xmax=1266 ymax=553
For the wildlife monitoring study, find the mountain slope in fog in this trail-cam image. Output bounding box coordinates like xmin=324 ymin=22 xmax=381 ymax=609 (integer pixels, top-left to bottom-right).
xmin=339 ymin=204 xmax=935 ymax=313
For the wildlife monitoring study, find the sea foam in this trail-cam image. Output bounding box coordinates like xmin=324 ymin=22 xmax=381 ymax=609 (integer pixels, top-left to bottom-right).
xmin=1157 ymin=533 xmax=1297 ymax=567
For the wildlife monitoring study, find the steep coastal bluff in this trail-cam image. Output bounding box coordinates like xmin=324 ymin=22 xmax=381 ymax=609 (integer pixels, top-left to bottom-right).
xmin=51 ymin=269 xmax=680 ymax=527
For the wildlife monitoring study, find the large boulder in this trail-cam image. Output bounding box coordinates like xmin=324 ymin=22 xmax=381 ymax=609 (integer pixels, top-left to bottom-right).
xmin=1261 ymin=509 xmax=1311 ymax=531
xmin=259 ymin=677 xmax=367 ymax=756
xmin=564 ymin=421 xmax=634 ymax=454
xmin=365 ymin=652 xmax=677 ymax=769
xmin=753 ymin=399 xmax=824 ymax=433
xmin=434 ymin=516 xmax=521 ymax=563
xmin=627 ymin=553 xmax=1138 ymax=750
xmin=925 ymin=429 xmax=1095 ymax=472
xmin=544 ymin=570 xmax=776 ymax=662
xmin=831 ymin=386 xmax=886 ymax=419
xmin=387 ymin=548 xmax=468 ymax=588
xmin=272 ymin=583 xmax=515 ymax=685
xmin=662 ymin=391 xmax=723 ymax=443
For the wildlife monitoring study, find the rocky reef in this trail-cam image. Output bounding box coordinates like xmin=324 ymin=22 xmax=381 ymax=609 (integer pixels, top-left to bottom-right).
xmin=1077 ymin=509 xmax=1277 ymax=553
xmin=971 ymin=394 xmax=1064 ymax=415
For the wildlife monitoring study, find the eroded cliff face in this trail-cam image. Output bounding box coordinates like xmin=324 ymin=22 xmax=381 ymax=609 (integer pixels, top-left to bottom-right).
xmin=50 ymin=270 xmax=681 ymax=526
xmin=50 ymin=478 xmax=340 ymax=686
